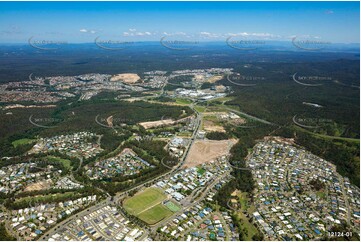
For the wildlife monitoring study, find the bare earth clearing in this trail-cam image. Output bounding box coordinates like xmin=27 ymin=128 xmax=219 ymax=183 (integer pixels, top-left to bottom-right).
xmin=203 ymin=120 xmax=226 ymax=132
xmin=24 ymin=180 xmax=52 ymax=192
xmin=110 ymin=73 xmax=140 ymax=84
xmin=184 ymin=139 xmax=237 ymax=167
xmin=139 ymin=116 xmax=191 ymax=129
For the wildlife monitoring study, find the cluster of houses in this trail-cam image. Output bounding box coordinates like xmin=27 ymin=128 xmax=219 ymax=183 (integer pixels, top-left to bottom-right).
xmin=186 ymin=212 xmax=234 ymax=241
xmin=173 ymin=88 xmax=226 ymax=101
xmin=167 ymin=137 xmax=187 ymax=158
xmin=170 ymin=68 xmax=233 ymax=77
xmin=54 ymin=177 xmax=84 ymax=190
xmin=0 ymin=162 xmax=59 ymax=194
xmin=0 ymin=90 xmax=63 ymax=103
xmin=86 ymin=148 xmax=154 ymax=180
xmin=30 ymin=132 xmax=103 ymax=159
xmin=248 ymin=140 xmax=360 ymax=240
xmin=9 ymin=195 xmax=97 ymax=240
xmin=48 ymin=205 xmax=145 ymax=241
xmin=47 ymin=73 xmax=152 ymax=95
xmin=159 ymin=203 xmax=236 ymax=241
xmin=141 ymin=72 xmax=168 ymax=89
xmin=343 ymin=177 xmax=360 ymax=229
xmin=217 ymin=112 xmax=246 ymax=126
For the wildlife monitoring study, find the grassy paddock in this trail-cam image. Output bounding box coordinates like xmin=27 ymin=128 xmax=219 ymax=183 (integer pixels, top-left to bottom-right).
xmin=12 ymin=138 xmax=36 ymax=147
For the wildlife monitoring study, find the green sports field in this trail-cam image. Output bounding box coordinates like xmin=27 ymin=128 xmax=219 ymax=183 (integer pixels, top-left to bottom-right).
xmin=137 ymin=204 xmax=174 ymax=225
xmin=164 ymin=201 xmax=181 ymax=212
xmin=123 ymin=187 xmax=167 ymax=215
xmin=123 ymin=187 xmax=181 ymax=225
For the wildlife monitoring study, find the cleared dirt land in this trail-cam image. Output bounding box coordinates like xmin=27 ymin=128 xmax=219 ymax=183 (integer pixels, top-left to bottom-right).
xmin=24 ymin=180 xmax=52 ymax=192
xmin=123 ymin=187 xmax=174 ymax=225
xmin=184 ymin=139 xmax=237 ymax=167
xmin=207 ymin=75 xmax=224 ymax=83
xmin=139 ymin=119 xmax=175 ymax=129
xmin=110 ymin=73 xmax=140 ymax=84
xmin=202 ymin=119 xmax=226 ymax=132
xmin=139 ymin=116 xmax=191 ymax=129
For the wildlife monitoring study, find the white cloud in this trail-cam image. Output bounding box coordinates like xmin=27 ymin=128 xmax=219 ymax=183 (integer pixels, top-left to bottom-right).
xmin=325 ymin=10 xmax=334 ymax=14
xmin=129 ymin=28 xmax=137 ymax=32
xmin=200 ymin=31 xmax=220 ymax=38
xmin=80 ymin=28 xmax=96 ymax=34
xmin=123 ymin=30 xmax=153 ymax=37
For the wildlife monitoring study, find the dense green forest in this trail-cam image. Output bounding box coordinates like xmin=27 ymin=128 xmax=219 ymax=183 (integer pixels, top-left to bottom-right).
xmin=0 ymin=223 xmax=15 ymax=241
xmin=206 ymin=131 xmax=231 ymax=140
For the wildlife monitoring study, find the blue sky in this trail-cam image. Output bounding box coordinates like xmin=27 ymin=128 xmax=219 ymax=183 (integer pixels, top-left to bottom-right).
xmin=0 ymin=1 xmax=359 ymax=43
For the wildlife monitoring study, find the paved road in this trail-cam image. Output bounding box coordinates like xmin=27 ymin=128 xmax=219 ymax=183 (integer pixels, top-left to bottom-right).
xmin=224 ymin=106 xmax=274 ymax=126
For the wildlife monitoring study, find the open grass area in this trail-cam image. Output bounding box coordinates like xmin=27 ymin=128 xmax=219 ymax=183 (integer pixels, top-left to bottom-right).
xmin=11 ymin=191 xmax=77 ymax=209
xmin=194 ymin=105 xmax=207 ymax=113
xmin=235 ymin=191 xmax=260 ymax=240
xmin=208 ymin=96 xmax=235 ymax=103
xmin=177 ymin=131 xmax=192 ymax=137
xmin=11 ymin=138 xmax=36 ymax=147
xmin=197 ymin=167 xmax=206 ymax=175
xmin=137 ymin=203 xmax=173 ymax=225
xmin=316 ymin=191 xmax=327 ymax=200
xmin=237 ymin=212 xmax=259 ymax=240
xmin=47 ymin=156 xmax=72 ymax=170
xmin=164 ymin=201 xmax=181 ymax=212
xmin=175 ymin=98 xmax=192 ymax=105
xmin=238 ymin=192 xmax=249 ymax=211
xmin=123 ymin=187 xmax=166 ymax=215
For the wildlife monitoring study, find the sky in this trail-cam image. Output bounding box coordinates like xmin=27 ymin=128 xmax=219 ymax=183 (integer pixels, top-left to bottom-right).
xmin=0 ymin=1 xmax=359 ymax=44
